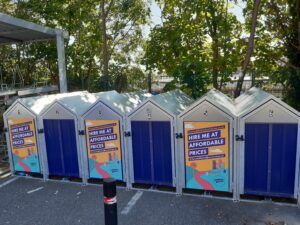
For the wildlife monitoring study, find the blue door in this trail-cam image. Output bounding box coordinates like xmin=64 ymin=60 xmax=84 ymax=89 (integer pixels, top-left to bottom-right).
xmin=152 ymin=122 xmax=173 ymax=186
xmin=245 ymin=123 xmax=297 ymax=197
xmin=131 ymin=121 xmax=173 ymax=186
xmin=270 ymin=124 xmax=297 ymax=197
xmin=131 ymin=121 xmax=152 ymax=184
xmin=244 ymin=124 xmax=269 ymax=195
xmin=43 ymin=119 xmax=79 ymax=177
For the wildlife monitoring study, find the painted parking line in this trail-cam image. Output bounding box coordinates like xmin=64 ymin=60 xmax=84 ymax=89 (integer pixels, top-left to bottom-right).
xmin=27 ymin=187 xmax=44 ymax=194
xmin=121 ymin=191 xmax=143 ymax=215
xmin=0 ymin=177 xmax=18 ymax=189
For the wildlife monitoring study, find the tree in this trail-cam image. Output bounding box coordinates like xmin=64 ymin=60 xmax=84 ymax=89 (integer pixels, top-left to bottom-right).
xmin=1 ymin=0 xmax=150 ymax=92
xmin=167 ymin=59 xmax=210 ymax=98
xmin=234 ymin=0 xmax=261 ymax=97
xmin=242 ymin=0 xmax=300 ymax=110
xmin=111 ymin=65 xmax=147 ymax=92
xmin=98 ymin=0 xmax=150 ymax=90
xmin=144 ymin=0 xmax=242 ymax=95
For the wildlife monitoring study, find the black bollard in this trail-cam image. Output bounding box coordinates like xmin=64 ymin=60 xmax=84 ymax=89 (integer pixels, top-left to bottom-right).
xmin=103 ymin=178 xmax=118 ymax=225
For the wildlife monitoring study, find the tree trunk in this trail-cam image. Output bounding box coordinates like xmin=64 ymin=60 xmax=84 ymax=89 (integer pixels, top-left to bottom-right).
xmin=296 ymin=0 xmax=300 ymax=67
xmin=234 ymin=0 xmax=261 ymax=98
xmin=100 ymin=0 xmax=110 ymax=91
xmin=86 ymin=58 xmax=93 ymax=92
xmin=148 ymin=69 xmax=152 ymax=93
xmin=212 ymin=34 xmax=219 ymax=89
xmin=219 ymin=0 xmax=229 ymax=91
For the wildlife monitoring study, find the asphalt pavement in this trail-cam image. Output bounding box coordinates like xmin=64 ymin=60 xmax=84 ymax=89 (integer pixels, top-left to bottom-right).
xmin=0 ymin=177 xmax=299 ymax=225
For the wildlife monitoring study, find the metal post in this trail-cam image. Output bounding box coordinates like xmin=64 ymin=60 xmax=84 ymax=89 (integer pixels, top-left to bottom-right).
xmin=56 ymin=30 xmax=68 ymax=93
xmin=103 ymin=178 xmax=118 ymax=225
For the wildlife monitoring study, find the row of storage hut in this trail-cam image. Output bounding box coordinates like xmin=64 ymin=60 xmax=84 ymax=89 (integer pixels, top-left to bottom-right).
xmin=3 ymin=87 xmax=300 ymax=204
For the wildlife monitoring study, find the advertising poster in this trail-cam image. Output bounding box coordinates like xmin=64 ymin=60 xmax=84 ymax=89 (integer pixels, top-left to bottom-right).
xmin=8 ymin=118 xmax=40 ymax=173
xmin=184 ymin=122 xmax=229 ymax=192
xmin=85 ymin=120 xmax=122 ymax=180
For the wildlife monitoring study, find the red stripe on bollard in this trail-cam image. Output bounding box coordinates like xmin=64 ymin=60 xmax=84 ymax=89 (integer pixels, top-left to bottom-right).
xmin=103 ymin=178 xmax=118 ymax=225
xmin=104 ymin=196 xmax=117 ymax=205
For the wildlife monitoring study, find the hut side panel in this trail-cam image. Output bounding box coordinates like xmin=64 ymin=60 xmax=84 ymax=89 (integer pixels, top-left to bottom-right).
xmin=182 ymin=101 xmax=231 ymax=122
xmin=4 ymin=103 xmax=41 ymax=174
xmin=130 ymin=102 xmax=170 ymax=121
xmin=128 ymin=101 xmax=175 ymax=187
xmin=82 ymin=100 xmax=125 ymax=181
xmin=178 ymin=92 xmax=235 ymax=194
xmin=243 ymin=102 xmax=299 ymax=198
xmin=42 ymin=103 xmax=75 ymax=120
xmin=245 ymin=101 xmax=298 ymax=123
xmin=84 ymin=102 xmax=122 ymax=120
xmin=237 ymin=89 xmax=300 ymax=201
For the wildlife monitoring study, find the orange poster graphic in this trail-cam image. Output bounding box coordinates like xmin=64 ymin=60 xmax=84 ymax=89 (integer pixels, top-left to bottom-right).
xmin=8 ymin=118 xmax=40 ymax=173
xmin=184 ymin=122 xmax=229 ymax=191
xmin=85 ymin=120 xmax=122 ymax=180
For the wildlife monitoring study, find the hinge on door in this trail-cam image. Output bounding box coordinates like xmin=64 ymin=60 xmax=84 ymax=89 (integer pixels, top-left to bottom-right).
xmin=38 ymin=129 xmax=44 ymax=134
xmin=235 ymin=135 xmax=244 ymax=141
xmin=175 ymin=133 xmax=183 ymax=139
xmin=124 ymin=131 xmax=131 ymax=137
xmin=78 ymin=130 xmax=85 ymax=135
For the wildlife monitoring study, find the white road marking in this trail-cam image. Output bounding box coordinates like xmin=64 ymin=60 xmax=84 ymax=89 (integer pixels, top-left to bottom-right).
xmin=121 ymin=191 xmax=143 ymax=215
xmin=27 ymin=187 xmax=44 ymax=194
xmin=77 ymin=191 xmax=81 ymax=195
xmin=54 ymin=190 xmax=59 ymax=195
xmin=0 ymin=177 xmax=18 ymax=189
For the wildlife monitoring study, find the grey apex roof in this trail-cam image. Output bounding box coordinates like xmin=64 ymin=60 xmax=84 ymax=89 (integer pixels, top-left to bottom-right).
xmin=179 ymin=88 xmax=235 ymax=117
xmin=57 ymin=92 xmax=97 ymax=116
xmin=121 ymin=90 xmax=152 ymax=105
xmin=202 ymin=88 xmax=235 ymax=114
xmin=14 ymin=90 xmax=151 ymax=117
xmin=16 ymin=91 xmax=92 ymax=116
xmin=0 ymin=13 xmax=67 ymax=44
xmin=92 ymin=90 xmax=151 ymax=115
xmin=234 ymin=87 xmax=272 ymax=116
xmin=151 ymin=89 xmax=194 ymax=115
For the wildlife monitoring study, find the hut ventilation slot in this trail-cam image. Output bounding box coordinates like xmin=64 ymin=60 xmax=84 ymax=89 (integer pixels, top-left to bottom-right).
xmin=147 ymin=108 xmax=152 ymax=120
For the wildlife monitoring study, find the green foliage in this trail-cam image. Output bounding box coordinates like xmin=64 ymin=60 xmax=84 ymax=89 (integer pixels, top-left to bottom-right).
xmin=0 ymin=0 xmax=150 ymax=92
xmin=170 ymin=59 xmax=210 ymax=98
xmin=241 ymin=0 xmax=300 ymax=110
xmin=2 ymin=0 xmax=300 ymax=109
xmin=144 ymin=0 xmax=243 ymax=94
xmin=97 ymin=64 xmax=147 ymax=92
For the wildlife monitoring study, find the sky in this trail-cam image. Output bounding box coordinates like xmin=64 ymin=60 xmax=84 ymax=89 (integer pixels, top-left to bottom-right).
xmin=144 ymin=0 xmax=246 ymax=37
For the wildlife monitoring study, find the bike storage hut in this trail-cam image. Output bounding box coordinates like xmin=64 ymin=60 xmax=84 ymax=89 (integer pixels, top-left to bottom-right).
xmin=3 ymin=94 xmax=58 ymax=177
xmin=39 ymin=91 xmax=96 ymax=181
xmin=177 ymin=89 xmax=236 ymax=197
xmin=235 ymin=87 xmax=300 ymax=204
xmin=80 ymin=90 xmax=149 ymax=184
xmin=126 ymin=90 xmax=194 ymax=191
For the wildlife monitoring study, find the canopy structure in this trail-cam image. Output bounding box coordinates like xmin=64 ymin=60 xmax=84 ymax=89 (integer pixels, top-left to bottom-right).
xmin=0 ymin=13 xmax=68 ymax=93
